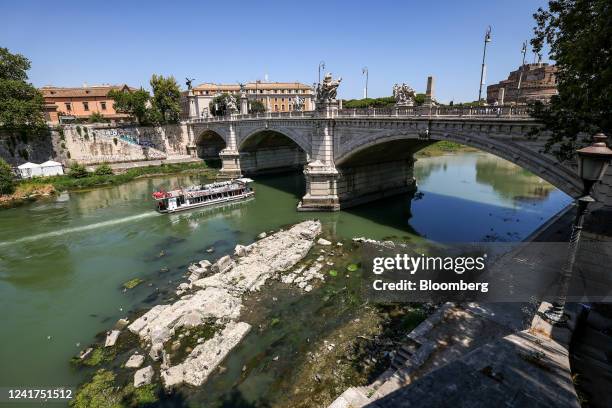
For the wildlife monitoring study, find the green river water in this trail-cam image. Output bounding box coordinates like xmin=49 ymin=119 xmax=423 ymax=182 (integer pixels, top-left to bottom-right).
xmin=0 ymin=152 xmax=571 ymax=407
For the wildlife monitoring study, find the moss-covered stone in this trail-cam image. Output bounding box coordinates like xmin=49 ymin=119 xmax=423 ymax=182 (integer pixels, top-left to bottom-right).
xmin=122 ymin=278 xmax=144 ymax=289
xmin=71 ymin=346 xmax=116 ymax=367
xmin=70 ymin=369 xmax=123 ymax=408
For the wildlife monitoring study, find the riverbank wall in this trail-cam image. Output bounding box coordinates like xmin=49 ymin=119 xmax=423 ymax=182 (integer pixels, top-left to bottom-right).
xmin=0 ymin=123 xmax=193 ymax=168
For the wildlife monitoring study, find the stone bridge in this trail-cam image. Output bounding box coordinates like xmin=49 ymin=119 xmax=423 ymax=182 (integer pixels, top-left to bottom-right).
xmin=185 ymin=105 xmax=612 ymax=210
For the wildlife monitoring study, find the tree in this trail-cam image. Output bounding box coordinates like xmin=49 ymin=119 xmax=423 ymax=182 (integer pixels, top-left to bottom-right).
xmin=249 ymin=100 xmax=266 ymax=114
xmin=209 ymin=93 xmax=234 ymax=116
xmin=530 ymin=0 xmax=612 ymax=160
xmin=0 ymin=158 xmax=15 ymax=195
xmin=108 ymin=87 xmax=151 ymax=125
xmin=0 ymin=47 xmax=45 ymax=131
xmin=149 ymin=75 xmax=181 ymax=124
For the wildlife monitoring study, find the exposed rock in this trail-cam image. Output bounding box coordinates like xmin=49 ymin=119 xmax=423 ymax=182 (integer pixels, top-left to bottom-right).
xmin=317 ymin=238 xmax=332 ymax=246
xmin=161 ymin=322 xmax=251 ymax=389
xmin=234 ymin=244 xmax=249 ymax=257
xmin=211 ymin=255 xmax=235 ymax=274
xmin=104 ymin=330 xmax=120 ymax=347
xmin=129 ymin=221 xmax=321 ymax=390
xmin=134 ymin=365 xmax=154 ymax=388
xmin=258 ymin=232 xmax=267 ymax=239
xmin=116 ymin=318 xmax=130 ymax=329
xmin=194 ymin=221 xmax=321 ymax=293
xmin=129 ymin=287 xmax=242 ymax=349
xmin=125 ymin=354 xmax=145 ymax=369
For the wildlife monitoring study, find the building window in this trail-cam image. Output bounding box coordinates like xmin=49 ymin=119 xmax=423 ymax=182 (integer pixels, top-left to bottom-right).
xmin=100 ymin=102 xmax=107 ymax=110
xmin=281 ymin=98 xmax=285 ymax=102
xmin=83 ymin=102 xmax=89 ymax=111
xmin=259 ymin=90 xmax=263 ymax=93
xmin=65 ymin=103 xmax=72 ymax=111
xmin=281 ymin=104 xmax=285 ymax=110
xmin=274 ymin=104 xmax=278 ymax=111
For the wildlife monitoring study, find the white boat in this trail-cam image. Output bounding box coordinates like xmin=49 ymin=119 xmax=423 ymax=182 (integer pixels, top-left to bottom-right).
xmin=152 ymin=178 xmax=254 ymax=213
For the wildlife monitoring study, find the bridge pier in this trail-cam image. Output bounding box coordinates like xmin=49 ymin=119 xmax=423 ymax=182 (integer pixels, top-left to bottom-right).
xmin=298 ymin=161 xmax=340 ymax=211
xmin=218 ymin=149 xmax=242 ymax=179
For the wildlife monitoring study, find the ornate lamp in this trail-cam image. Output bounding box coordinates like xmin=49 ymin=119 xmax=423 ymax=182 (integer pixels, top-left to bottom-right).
xmin=545 ymin=132 xmax=612 ymax=323
xmin=577 ymin=133 xmax=612 ymax=195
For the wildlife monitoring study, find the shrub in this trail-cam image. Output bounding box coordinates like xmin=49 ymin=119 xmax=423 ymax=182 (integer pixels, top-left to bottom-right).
xmin=113 ymin=137 xmax=118 ymax=146
xmin=0 ymin=159 xmax=16 ymax=195
xmin=76 ymin=126 xmax=82 ymax=136
xmin=94 ymin=164 xmax=113 ymax=176
xmin=68 ymin=163 xmax=88 ymax=178
xmin=88 ymin=112 xmax=106 ymax=123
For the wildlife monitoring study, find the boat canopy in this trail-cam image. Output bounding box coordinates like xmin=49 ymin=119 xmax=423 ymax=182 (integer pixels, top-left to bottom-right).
xmin=236 ymin=178 xmax=254 ymax=184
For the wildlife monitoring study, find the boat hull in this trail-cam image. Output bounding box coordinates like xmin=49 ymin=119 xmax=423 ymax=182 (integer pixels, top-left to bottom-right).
xmin=157 ymin=191 xmax=255 ymax=214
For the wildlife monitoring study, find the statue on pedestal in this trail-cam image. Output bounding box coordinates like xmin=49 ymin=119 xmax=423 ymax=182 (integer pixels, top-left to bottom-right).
xmin=185 ymin=77 xmax=195 ymax=90
xmin=316 ymin=73 xmax=342 ymax=103
xmin=393 ymin=83 xmax=416 ymax=106
xmin=226 ymin=94 xmax=238 ymax=114
xmin=294 ymin=95 xmax=304 ymax=111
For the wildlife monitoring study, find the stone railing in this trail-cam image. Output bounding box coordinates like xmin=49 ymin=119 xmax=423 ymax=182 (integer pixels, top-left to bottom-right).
xmin=186 ymin=105 xmax=531 ymax=124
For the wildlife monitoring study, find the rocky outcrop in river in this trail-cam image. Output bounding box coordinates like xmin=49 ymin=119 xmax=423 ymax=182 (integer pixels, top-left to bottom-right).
xmin=128 ymin=220 xmax=322 ymax=389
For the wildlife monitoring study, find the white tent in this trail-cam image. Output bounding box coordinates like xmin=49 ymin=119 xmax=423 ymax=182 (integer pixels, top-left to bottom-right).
xmin=40 ymin=160 xmax=64 ymax=176
xmin=17 ymin=162 xmax=43 ymax=179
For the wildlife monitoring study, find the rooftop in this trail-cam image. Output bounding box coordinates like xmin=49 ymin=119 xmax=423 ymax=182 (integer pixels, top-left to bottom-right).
xmin=41 ymin=84 xmax=137 ymax=98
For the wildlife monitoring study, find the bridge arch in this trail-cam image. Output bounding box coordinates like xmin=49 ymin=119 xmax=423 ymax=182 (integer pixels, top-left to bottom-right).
xmin=195 ymin=129 xmax=227 ymax=159
xmin=335 ymin=130 xmax=582 ymax=198
xmin=238 ymin=126 xmax=311 ymax=155
xmin=237 ymin=128 xmax=309 ymax=175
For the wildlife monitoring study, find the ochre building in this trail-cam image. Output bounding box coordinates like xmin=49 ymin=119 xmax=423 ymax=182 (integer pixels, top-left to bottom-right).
xmin=41 ymin=84 xmax=136 ymax=124
xmin=183 ymin=81 xmax=314 ymax=118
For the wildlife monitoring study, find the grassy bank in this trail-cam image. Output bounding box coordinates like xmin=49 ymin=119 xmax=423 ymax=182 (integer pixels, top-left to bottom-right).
xmin=416 ymin=140 xmax=478 ymax=157
xmin=1 ymin=162 xmax=217 ymax=208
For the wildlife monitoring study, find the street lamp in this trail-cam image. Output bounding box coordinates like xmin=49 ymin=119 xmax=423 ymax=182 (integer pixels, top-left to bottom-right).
xmin=362 ymin=66 xmax=369 ymax=99
xmin=545 ymin=133 xmax=612 ymax=323
xmin=478 ymin=26 xmax=492 ymax=104
xmin=517 ymin=41 xmax=528 ymax=103
xmin=318 ymin=61 xmax=325 ymax=84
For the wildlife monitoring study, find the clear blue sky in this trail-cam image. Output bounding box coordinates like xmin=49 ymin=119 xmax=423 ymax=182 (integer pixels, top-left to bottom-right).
xmin=1 ymin=0 xmax=550 ymax=102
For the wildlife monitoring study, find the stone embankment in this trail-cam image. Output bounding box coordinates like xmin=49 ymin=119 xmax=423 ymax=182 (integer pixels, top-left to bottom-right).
xmin=127 ymin=220 xmax=322 ymax=389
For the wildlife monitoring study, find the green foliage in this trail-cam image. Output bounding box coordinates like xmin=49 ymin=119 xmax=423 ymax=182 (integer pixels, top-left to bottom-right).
xmin=0 ymin=47 xmax=45 ymax=131
xmin=0 ymin=158 xmax=16 ymax=195
xmin=70 ymin=369 xmax=123 ymax=408
xmin=21 ymin=162 xmax=213 ymax=192
xmin=209 ymin=93 xmax=233 ymax=116
xmin=249 ymin=100 xmax=266 ymax=114
xmin=76 ymin=126 xmax=82 ymax=136
xmin=149 ymin=74 xmax=181 ymax=124
xmin=328 ymin=269 xmax=338 ymax=277
xmin=342 ymin=94 xmax=427 ymax=109
xmin=88 ymin=112 xmax=107 ymax=123
xmin=94 ymin=164 xmax=113 ymax=176
xmin=108 ymin=88 xmax=152 ymax=125
xmin=122 ymin=384 xmax=159 ymax=406
xmin=68 ymin=163 xmax=88 ymax=179
xmin=529 ymin=0 xmax=612 ymax=160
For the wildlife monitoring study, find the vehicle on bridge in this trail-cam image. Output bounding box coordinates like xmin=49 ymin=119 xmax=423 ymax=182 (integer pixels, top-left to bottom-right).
xmin=152 ymin=178 xmax=254 ymax=213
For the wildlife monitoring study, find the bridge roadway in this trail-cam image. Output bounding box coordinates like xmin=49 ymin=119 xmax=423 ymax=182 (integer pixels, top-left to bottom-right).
xmin=183 ymin=105 xmax=612 ymax=210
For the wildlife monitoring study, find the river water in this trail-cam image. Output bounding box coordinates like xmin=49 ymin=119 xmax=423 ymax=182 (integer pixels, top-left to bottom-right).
xmin=0 ymin=152 xmax=571 ymax=405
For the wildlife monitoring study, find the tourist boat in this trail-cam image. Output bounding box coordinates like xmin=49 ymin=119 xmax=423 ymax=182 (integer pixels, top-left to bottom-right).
xmin=152 ymin=178 xmax=254 ymax=213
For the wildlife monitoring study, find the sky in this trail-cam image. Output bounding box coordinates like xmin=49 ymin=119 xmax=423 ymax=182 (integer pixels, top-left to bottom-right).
xmin=0 ymin=0 xmax=551 ymax=103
